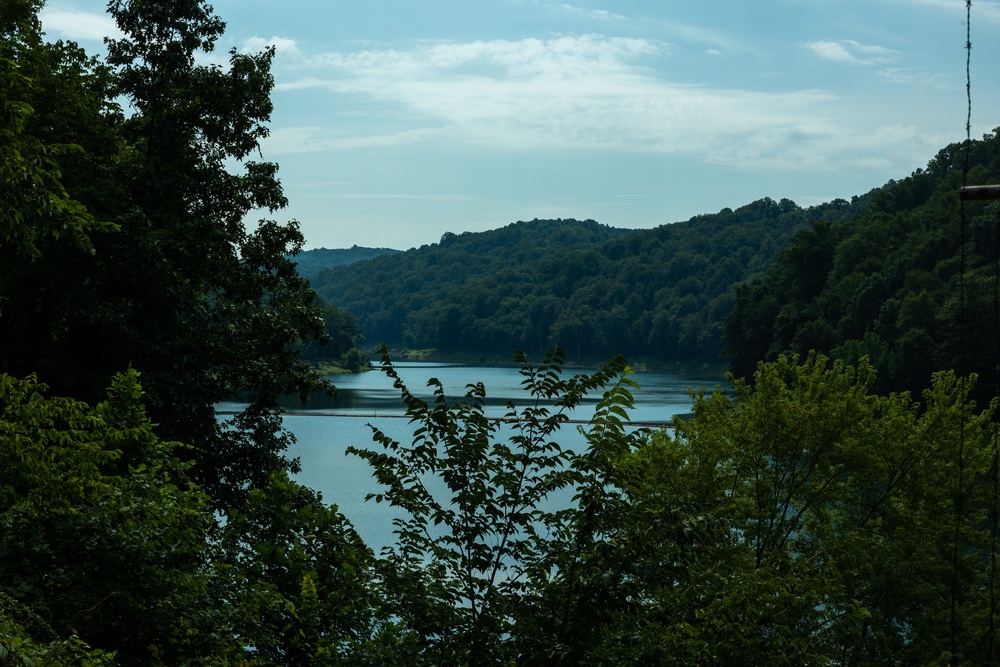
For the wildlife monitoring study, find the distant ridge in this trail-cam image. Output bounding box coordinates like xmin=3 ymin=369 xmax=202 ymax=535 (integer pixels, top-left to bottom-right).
xmin=305 ymin=213 xmax=865 ymax=363
xmin=293 ymin=245 xmax=401 ymax=280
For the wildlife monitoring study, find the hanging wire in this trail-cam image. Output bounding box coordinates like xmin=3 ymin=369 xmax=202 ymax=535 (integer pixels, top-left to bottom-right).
xmin=950 ymin=2 xmax=972 ymax=664
xmin=990 ymin=196 xmax=999 ymax=666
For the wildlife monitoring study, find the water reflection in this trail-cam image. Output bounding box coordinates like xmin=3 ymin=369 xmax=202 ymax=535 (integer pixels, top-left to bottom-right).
xmin=223 ymin=363 xmax=728 ymax=550
xmin=279 ymin=362 xmax=727 ymax=426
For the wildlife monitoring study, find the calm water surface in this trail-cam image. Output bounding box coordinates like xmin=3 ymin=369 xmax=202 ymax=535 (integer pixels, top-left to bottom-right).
xmin=221 ymin=363 xmax=726 ymax=551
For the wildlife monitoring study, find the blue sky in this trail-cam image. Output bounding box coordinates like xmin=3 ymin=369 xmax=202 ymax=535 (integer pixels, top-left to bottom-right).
xmin=38 ymin=0 xmax=1000 ymax=250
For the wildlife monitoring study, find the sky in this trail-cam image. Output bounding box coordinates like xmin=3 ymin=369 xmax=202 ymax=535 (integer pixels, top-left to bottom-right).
xmin=37 ymin=0 xmax=1000 ymax=250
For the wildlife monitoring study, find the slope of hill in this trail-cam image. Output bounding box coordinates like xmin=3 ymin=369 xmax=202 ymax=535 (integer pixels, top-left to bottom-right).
xmin=293 ymin=245 xmax=401 ymax=280
xmin=309 ymin=204 xmax=870 ymax=363
xmin=725 ymin=128 xmax=1000 ymax=400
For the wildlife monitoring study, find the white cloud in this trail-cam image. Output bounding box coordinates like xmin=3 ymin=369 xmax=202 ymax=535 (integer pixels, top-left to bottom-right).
xmin=39 ymin=7 xmax=122 ymax=42
xmin=261 ymin=126 xmax=442 ymax=155
xmin=806 ymin=40 xmax=855 ymax=63
xmin=242 ymin=36 xmax=301 ymax=57
xmin=804 ymin=39 xmax=896 ymax=65
xmin=558 ymin=4 xmax=628 ymax=21
xmin=877 ymin=67 xmax=947 ymax=87
xmin=268 ymin=35 xmax=941 ymax=172
xmin=304 ymin=35 xmax=658 ymax=80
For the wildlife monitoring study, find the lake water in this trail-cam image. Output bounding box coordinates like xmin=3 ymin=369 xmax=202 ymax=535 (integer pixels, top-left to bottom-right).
xmin=220 ymin=362 xmax=726 ymax=551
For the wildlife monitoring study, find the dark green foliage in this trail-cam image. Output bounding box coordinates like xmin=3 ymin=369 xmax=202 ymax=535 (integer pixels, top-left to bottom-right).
xmin=347 ymin=349 xmax=1000 ymax=664
xmin=0 ymin=0 xmax=115 ymax=259
xmin=300 ymin=297 xmax=369 ymax=370
xmin=293 ymin=245 xmax=402 ymax=281
xmin=726 ymin=129 xmax=1000 ymax=402
xmin=1 ymin=1 xmax=378 ymax=659
xmin=0 ymin=370 xmax=377 ymax=665
xmin=0 ymin=590 xmax=113 ymax=666
xmin=220 ymin=471 xmax=376 ymax=664
xmin=545 ymin=353 xmax=996 ymax=665
xmin=349 ymin=345 xmax=643 ymax=665
xmin=310 ymin=203 xmax=865 ymax=363
xmin=0 ymin=0 xmax=330 ymax=510
xmin=0 ymin=371 xmax=237 ymax=664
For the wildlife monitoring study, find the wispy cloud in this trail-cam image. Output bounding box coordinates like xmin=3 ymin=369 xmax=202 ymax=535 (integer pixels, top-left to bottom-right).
xmin=803 ymin=39 xmax=896 ymax=65
xmin=262 ymin=126 xmax=442 ymax=155
xmin=304 ymin=35 xmax=658 ymax=79
xmin=242 ymin=36 xmax=301 ymax=57
xmin=659 ymin=22 xmax=744 ymax=54
xmin=558 ymin=4 xmax=628 ymax=21
xmin=39 ymin=6 xmax=122 ymax=41
xmin=268 ymin=35 xmax=940 ymax=172
xmin=877 ymin=67 xmax=947 ymax=87
xmin=309 ymin=193 xmax=472 ymax=201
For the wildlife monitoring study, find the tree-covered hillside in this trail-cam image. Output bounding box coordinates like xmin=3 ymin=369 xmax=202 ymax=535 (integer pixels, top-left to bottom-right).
xmin=309 ymin=218 xmax=632 ymax=357
xmin=293 ymin=244 xmax=401 ymax=281
xmin=725 ymin=129 xmax=1000 ymax=401
xmin=310 ymin=201 xmax=870 ymax=362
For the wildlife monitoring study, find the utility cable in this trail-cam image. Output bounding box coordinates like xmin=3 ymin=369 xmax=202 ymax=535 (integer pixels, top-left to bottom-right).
xmin=950 ymin=2 xmax=972 ymax=664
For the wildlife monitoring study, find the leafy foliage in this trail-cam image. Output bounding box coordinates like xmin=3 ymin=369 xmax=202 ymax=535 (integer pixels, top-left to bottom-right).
xmin=346 ymin=349 xmax=1000 ymax=664
xmin=220 ymin=470 xmax=376 ymax=664
xmin=1 ymin=2 xmax=376 ymax=662
xmin=349 ymin=345 xmax=642 ymax=664
xmin=0 ymin=591 xmax=112 ymax=667
xmin=0 ymin=0 xmax=114 ymax=259
xmin=0 ymin=368 xmax=379 ymax=665
xmin=553 ymin=354 xmax=996 ymax=664
xmin=293 ymin=245 xmax=402 ymax=282
xmin=0 ymin=371 xmax=238 ymax=664
xmin=310 ymin=203 xmax=867 ymax=363
xmin=0 ymin=0 xmax=330 ymax=510
xmin=725 ymin=129 xmax=1000 ymax=403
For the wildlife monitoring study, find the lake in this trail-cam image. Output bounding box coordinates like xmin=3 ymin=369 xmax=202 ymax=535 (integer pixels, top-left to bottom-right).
xmin=220 ymin=362 xmax=727 ymax=551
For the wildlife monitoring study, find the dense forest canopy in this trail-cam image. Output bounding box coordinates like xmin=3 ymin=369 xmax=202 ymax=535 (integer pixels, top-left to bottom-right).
xmin=308 ymin=200 xmax=871 ymax=363
xmin=1 ymin=0 xmax=369 ymax=662
xmin=3 ymin=0 xmax=1000 ymax=663
xmin=292 ymin=244 xmax=402 ymax=281
xmin=0 ymin=0 xmax=335 ymax=508
xmin=725 ymin=129 xmax=1000 ymax=402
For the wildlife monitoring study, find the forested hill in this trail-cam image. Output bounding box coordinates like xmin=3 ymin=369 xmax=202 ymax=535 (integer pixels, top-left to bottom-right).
xmin=293 ymin=245 xmax=401 ymax=280
xmin=725 ymin=129 xmax=1000 ymax=400
xmin=307 ymin=218 xmax=630 ymax=357
xmin=308 ymin=201 xmax=870 ymax=362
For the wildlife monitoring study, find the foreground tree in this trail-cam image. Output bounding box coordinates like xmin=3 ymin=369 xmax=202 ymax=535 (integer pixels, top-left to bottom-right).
xmin=0 ymin=370 xmax=377 ymax=665
xmin=220 ymin=470 xmax=376 ymax=664
xmin=349 ymin=345 xmax=642 ymax=665
xmin=589 ymin=354 xmax=996 ymax=665
xmin=0 ymin=0 xmax=328 ymax=511
xmin=0 ymin=0 xmax=113 ymax=259
xmin=352 ymin=349 xmax=1000 ymax=665
xmin=0 ymin=371 xmax=239 ymax=664
xmin=1 ymin=3 xmax=376 ymax=661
